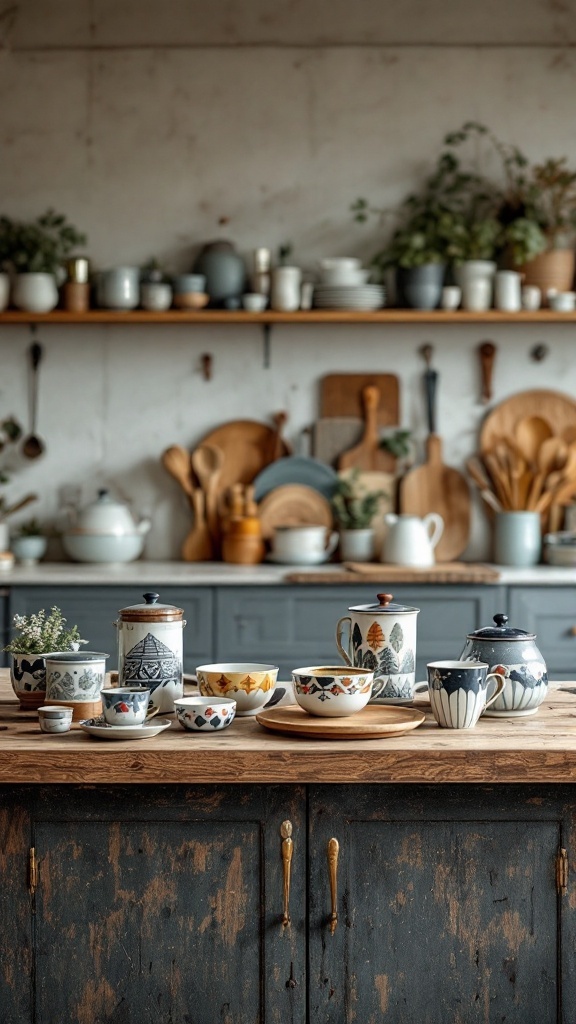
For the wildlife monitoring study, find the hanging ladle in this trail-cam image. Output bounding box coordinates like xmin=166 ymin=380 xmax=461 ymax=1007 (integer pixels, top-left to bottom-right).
xmin=22 ymin=342 xmax=45 ymax=459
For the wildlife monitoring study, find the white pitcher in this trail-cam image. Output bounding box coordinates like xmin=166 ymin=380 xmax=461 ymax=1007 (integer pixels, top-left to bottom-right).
xmin=382 ymin=513 xmax=444 ymax=567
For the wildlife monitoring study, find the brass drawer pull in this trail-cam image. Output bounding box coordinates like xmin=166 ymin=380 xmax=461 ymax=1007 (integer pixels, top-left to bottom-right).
xmin=328 ymin=837 xmax=339 ymax=934
xmin=280 ymin=820 xmax=293 ymax=926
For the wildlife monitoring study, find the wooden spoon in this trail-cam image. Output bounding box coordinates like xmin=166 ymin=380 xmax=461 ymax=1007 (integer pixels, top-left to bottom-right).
xmin=182 ymin=490 xmax=213 ymax=561
xmin=191 ymin=443 xmax=224 ymax=546
xmin=162 ymin=445 xmax=195 ymax=505
xmin=514 ymin=415 xmax=553 ymax=468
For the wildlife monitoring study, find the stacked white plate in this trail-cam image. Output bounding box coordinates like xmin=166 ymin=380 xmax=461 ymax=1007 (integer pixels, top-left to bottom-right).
xmin=313 ymin=284 xmax=386 ymax=311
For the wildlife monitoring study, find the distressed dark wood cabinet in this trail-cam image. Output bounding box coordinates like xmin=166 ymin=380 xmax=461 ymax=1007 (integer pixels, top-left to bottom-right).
xmin=1 ymin=783 xmax=574 ymax=1023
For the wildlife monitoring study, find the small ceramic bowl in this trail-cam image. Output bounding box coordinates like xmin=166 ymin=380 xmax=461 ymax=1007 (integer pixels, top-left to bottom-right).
xmin=38 ymin=705 xmax=73 ymax=734
xmin=197 ymin=662 xmax=278 ymax=717
xmin=242 ymin=292 xmax=267 ymax=312
xmin=174 ymin=696 xmax=236 ymax=732
xmin=173 ymin=291 xmax=209 ymax=310
xmin=292 ymin=666 xmax=374 ymax=718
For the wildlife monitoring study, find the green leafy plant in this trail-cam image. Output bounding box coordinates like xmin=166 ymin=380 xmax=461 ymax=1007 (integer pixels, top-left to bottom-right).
xmin=3 ymin=605 xmax=87 ymax=655
xmin=0 ymin=209 xmax=87 ymax=275
xmin=14 ymin=517 xmax=43 ymax=537
xmin=380 ymin=429 xmax=412 ymax=460
xmin=332 ymin=471 xmax=386 ymax=530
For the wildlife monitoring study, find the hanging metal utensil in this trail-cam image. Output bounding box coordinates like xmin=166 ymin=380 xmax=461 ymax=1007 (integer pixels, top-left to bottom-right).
xmin=22 ymin=341 xmax=45 ymax=459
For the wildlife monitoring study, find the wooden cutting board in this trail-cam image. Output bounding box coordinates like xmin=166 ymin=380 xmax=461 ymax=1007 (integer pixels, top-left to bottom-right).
xmin=256 ymin=704 xmax=425 ymax=740
xmin=399 ymin=435 xmax=471 ymax=562
xmin=320 ymin=373 xmax=400 ymax=427
xmin=258 ymin=484 xmax=333 ymax=540
xmin=340 ymin=561 xmax=500 ymax=583
xmin=480 ymin=390 xmax=576 ymax=454
xmin=198 ymin=420 xmax=291 ymax=496
xmin=312 ymin=417 xmax=363 ymax=466
xmin=338 ymin=385 xmax=396 ymax=473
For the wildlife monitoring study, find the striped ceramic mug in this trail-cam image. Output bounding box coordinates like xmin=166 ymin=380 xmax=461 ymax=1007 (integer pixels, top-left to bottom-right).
xmin=426 ymin=661 xmax=505 ymax=729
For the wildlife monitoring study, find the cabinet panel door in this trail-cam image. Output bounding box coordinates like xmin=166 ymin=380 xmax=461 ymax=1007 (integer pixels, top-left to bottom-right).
xmin=216 ymin=585 xmax=504 ymax=679
xmin=0 ymin=791 xmax=33 ymax=1023
xmin=309 ymin=785 xmax=571 ymax=1024
xmin=508 ymin=586 xmax=576 ymax=680
xmin=9 ymin=586 xmax=214 ymax=672
xmin=32 ymin=785 xmax=305 ymax=1024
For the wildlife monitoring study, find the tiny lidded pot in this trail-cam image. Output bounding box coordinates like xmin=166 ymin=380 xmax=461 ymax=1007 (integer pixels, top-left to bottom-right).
xmin=459 ymin=613 xmax=548 ymax=717
xmin=115 ymin=592 xmax=185 ymax=713
xmin=45 ymin=651 xmax=109 ymax=721
xmin=336 ymin=593 xmax=420 ymax=704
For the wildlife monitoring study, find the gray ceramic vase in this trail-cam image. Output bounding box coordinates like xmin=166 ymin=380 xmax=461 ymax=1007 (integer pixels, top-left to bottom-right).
xmin=194 ymin=241 xmax=246 ymax=305
xmin=399 ymin=264 xmax=445 ymax=310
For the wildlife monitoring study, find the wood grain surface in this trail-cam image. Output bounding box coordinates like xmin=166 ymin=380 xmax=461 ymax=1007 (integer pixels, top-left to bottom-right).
xmin=2 ymin=672 xmax=576 ymax=783
xmin=399 ymin=434 xmax=471 ymax=561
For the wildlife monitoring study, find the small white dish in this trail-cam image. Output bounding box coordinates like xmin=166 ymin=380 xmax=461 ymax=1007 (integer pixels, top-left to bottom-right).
xmin=79 ymin=716 xmax=172 ymax=739
xmin=241 ymin=292 xmax=267 ymax=312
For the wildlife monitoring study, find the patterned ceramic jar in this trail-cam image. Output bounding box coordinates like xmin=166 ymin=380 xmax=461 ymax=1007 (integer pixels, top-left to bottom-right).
xmin=460 ymin=613 xmax=548 ymax=718
xmin=10 ymin=653 xmax=49 ymax=709
xmin=116 ymin=593 xmax=186 ymax=713
xmin=45 ymin=651 xmax=109 ymax=721
xmin=336 ymin=593 xmax=420 ymax=704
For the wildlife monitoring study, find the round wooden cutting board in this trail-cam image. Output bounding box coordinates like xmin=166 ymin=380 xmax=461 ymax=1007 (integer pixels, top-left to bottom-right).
xmin=256 ymin=704 xmax=425 ymax=739
xmin=480 ymin=390 xmax=576 ymax=454
xmin=258 ymin=484 xmax=333 ymax=540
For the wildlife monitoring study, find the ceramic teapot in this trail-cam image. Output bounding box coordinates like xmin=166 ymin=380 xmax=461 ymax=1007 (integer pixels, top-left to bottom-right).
xmin=68 ymin=489 xmax=151 ymax=537
xmin=459 ymin=613 xmax=548 ymax=717
xmin=336 ymin=592 xmax=420 ymax=703
xmin=382 ymin=513 xmax=444 ymax=567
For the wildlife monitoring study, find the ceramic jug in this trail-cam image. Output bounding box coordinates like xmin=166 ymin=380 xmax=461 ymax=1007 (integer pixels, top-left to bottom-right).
xmin=115 ymin=592 xmax=186 ymax=713
xmin=382 ymin=513 xmax=444 ymax=567
xmin=336 ymin=592 xmax=420 ymax=703
xmin=459 ymin=613 xmax=548 ymax=718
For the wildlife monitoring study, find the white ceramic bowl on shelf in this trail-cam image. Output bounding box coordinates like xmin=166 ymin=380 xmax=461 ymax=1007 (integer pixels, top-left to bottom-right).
xmin=62 ymin=532 xmax=145 ymax=563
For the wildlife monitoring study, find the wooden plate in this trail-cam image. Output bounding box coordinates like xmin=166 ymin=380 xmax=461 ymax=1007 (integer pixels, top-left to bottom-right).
xmin=480 ymin=390 xmax=576 ymax=453
xmin=258 ymin=484 xmax=333 ymax=540
xmin=256 ymin=704 xmax=425 ymax=739
xmin=198 ymin=420 xmax=291 ymax=495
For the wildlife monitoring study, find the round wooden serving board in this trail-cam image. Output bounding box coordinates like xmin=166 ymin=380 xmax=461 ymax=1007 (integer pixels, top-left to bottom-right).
xmin=480 ymin=389 xmax=576 ymax=454
xmin=258 ymin=484 xmax=333 ymax=539
xmin=256 ymin=704 xmax=425 ymax=739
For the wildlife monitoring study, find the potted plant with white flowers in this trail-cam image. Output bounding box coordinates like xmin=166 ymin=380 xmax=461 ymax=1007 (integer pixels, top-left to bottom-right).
xmin=10 ymin=518 xmax=47 ymax=566
xmin=4 ymin=605 xmax=87 ymax=709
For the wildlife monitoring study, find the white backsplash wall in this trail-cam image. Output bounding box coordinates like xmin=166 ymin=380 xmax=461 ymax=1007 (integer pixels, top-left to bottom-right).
xmin=0 ymin=2 xmax=575 ymax=559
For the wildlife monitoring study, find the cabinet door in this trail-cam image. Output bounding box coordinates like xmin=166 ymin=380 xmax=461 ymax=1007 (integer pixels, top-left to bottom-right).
xmin=9 ymin=586 xmax=214 ymax=672
xmin=308 ymin=785 xmax=576 ymax=1024
xmin=508 ymin=586 xmax=576 ymax=680
xmin=0 ymin=790 xmax=33 ymax=1024
xmin=32 ymin=785 xmax=305 ymax=1024
xmin=216 ymin=585 xmax=504 ymax=679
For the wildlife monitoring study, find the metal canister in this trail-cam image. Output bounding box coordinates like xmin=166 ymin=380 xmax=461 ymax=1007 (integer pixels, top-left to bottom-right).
xmin=65 ymin=257 xmax=91 ymax=283
xmin=115 ymin=592 xmax=186 ymax=713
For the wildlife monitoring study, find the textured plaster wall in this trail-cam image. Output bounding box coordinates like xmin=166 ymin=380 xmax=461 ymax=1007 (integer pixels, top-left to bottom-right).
xmin=0 ymin=0 xmax=575 ymax=559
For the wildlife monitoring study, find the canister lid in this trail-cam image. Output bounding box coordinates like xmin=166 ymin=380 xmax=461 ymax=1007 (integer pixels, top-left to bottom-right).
xmin=466 ymin=613 xmax=535 ymax=641
xmin=349 ymin=592 xmax=420 ymax=614
xmin=118 ymin=592 xmax=184 ymax=622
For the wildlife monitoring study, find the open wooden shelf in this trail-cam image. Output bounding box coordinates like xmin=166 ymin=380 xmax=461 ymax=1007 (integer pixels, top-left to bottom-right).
xmin=0 ymin=309 xmax=574 ymax=325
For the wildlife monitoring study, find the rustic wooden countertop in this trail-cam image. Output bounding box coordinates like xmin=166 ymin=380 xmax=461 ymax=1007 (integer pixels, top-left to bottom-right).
xmin=2 ymin=673 xmax=576 ymax=784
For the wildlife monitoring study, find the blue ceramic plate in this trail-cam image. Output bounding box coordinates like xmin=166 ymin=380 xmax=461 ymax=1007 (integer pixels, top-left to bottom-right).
xmin=253 ymin=456 xmax=338 ymax=502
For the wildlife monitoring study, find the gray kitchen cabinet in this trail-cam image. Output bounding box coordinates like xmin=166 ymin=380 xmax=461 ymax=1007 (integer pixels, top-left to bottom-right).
xmin=508 ymin=586 xmax=576 ymax=680
xmin=215 ymin=584 xmax=504 ymax=678
xmin=0 ymin=586 xmax=10 ymax=666
xmin=8 ymin=586 xmax=214 ymax=673
xmin=308 ymin=784 xmax=576 ymax=1024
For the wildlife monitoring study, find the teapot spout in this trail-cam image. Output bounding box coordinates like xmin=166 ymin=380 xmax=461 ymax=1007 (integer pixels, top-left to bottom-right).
xmin=136 ymin=518 xmax=152 ymax=536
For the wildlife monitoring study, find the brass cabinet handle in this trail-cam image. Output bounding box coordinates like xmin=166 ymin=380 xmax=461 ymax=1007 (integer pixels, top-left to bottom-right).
xmin=280 ymin=820 xmax=293 ymax=926
xmin=327 ymin=837 xmax=339 ymax=934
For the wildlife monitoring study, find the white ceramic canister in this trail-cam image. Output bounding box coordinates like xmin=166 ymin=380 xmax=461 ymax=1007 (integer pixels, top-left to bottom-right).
xmin=270 ymin=266 xmax=302 ymax=311
xmin=336 ymin=592 xmax=420 ymax=703
xmin=115 ymin=592 xmax=186 ymax=713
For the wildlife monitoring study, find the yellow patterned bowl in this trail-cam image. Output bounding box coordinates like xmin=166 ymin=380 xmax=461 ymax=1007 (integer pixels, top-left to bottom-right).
xmin=196 ymin=662 xmax=279 ymax=717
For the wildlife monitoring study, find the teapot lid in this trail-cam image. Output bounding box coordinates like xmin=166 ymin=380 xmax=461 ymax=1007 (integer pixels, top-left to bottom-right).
xmin=118 ymin=592 xmax=184 ymax=622
xmin=349 ymin=593 xmax=420 ymax=615
xmin=466 ymin=613 xmax=535 ymax=641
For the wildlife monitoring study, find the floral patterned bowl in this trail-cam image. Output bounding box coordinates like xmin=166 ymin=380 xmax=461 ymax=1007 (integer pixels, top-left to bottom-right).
xmin=174 ymin=696 xmax=236 ymax=732
xmin=292 ymin=665 xmax=374 ymax=718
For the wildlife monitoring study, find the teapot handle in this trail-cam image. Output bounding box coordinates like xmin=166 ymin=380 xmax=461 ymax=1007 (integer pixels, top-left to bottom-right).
xmin=424 ymin=513 xmax=444 ymax=549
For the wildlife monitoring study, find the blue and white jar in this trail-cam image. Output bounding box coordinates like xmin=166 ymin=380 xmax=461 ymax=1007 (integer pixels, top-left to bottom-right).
xmin=115 ymin=592 xmax=186 ymax=713
xmin=460 ymin=613 xmax=548 ymax=718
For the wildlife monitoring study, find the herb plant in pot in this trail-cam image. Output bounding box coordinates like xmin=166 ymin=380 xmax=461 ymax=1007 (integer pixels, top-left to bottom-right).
xmin=0 ymin=209 xmax=87 ymax=313
xmin=332 ymin=472 xmax=387 ymax=563
xmin=10 ymin=518 xmax=47 ymax=566
xmin=4 ymin=605 xmax=87 ymax=709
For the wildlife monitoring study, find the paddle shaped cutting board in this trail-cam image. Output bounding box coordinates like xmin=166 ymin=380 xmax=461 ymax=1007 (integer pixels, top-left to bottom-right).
xmin=320 ymin=373 xmax=400 ymax=427
xmin=400 ymin=434 xmax=471 ymax=562
xmin=337 ymin=385 xmax=396 ymax=473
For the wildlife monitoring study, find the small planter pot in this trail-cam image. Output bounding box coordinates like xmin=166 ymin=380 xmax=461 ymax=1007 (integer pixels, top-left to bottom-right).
xmin=12 ymin=273 xmax=58 ymax=313
xmin=338 ymin=528 xmax=375 ymax=563
xmin=45 ymin=651 xmax=109 ymax=721
xmin=10 ymin=653 xmax=50 ymax=709
xmin=11 ymin=535 xmax=47 ymax=566
xmin=399 ymin=264 xmax=445 ymax=310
